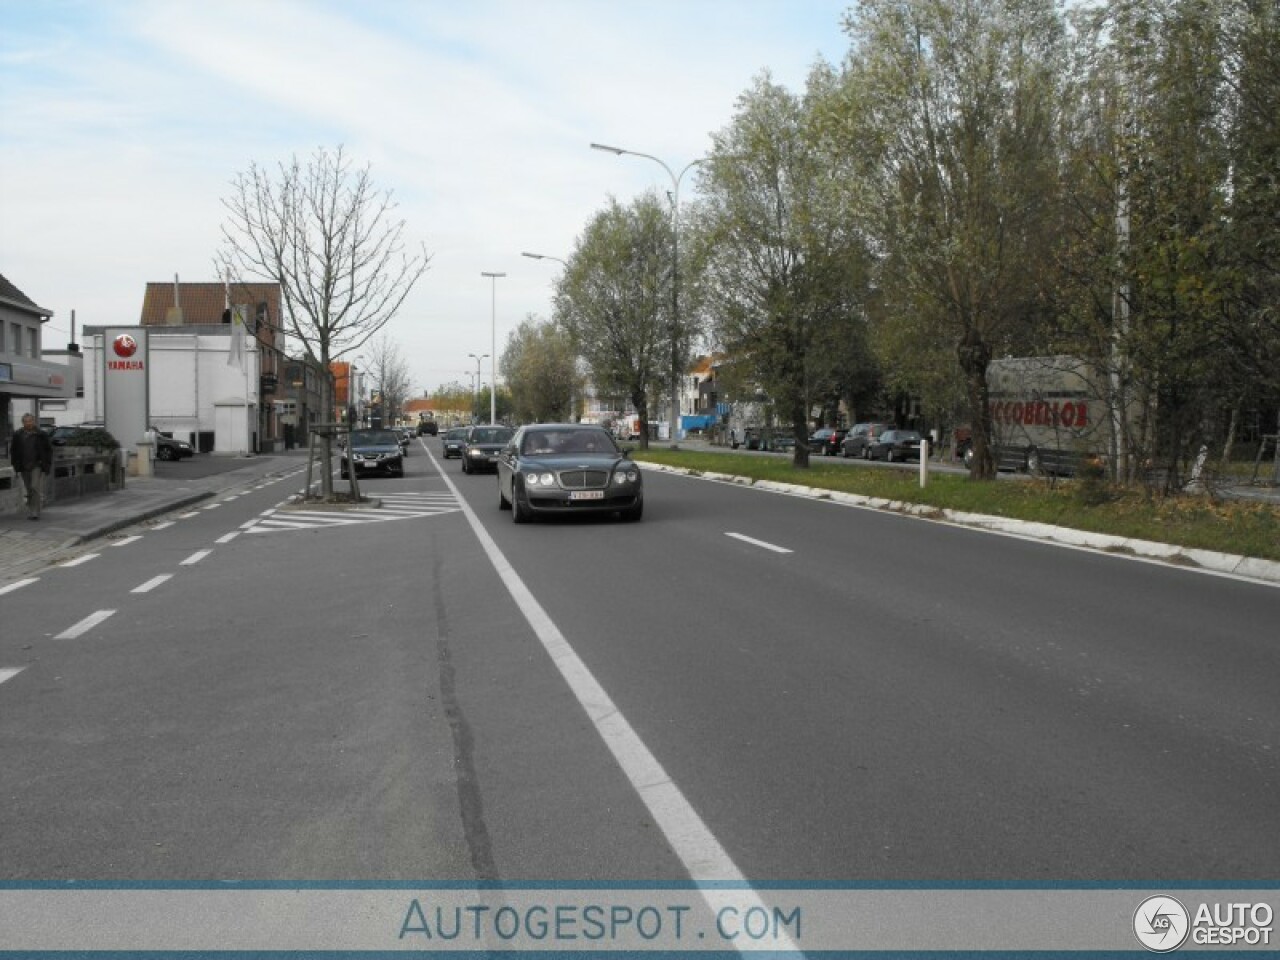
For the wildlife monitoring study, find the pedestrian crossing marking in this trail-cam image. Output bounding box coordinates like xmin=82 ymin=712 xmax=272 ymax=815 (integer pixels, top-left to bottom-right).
xmin=247 ymin=491 xmax=461 ymax=534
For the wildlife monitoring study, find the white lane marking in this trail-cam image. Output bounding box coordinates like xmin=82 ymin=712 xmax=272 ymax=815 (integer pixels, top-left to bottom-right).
xmin=0 ymin=667 xmax=24 ymax=685
xmin=0 ymin=579 xmax=38 ymax=596
xmin=112 ymin=536 xmax=143 ymax=547
xmin=151 ymin=521 xmax=176 ymax=531
xmin=725 ymin=532 xmax=793 ymax=554
xmin=240 ymin=520 xmax=260 ymax=530
xmin=132 ymin=574 xmax=173 ymax=594
xmin=428 ymin=448 xmax=801 ymax=955
xmin=215 ymin=531 xmax=240 ymax=544
xmin=180 ymin=550 xmax=211 ymax=566
xmin=179 ymin=511 xmax=200 ymax=519
xmin=202 ymin=503 xmax=221 ymax=510
xmin=56 ymin=609 xmax=115 ymax=639
xmin=58 ymin=554 xmax=99 ymax=568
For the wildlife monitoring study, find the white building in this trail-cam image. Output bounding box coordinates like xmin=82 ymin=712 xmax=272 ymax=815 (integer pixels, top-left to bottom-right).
xmin=81 ymin=324 xmax=260 ymax=455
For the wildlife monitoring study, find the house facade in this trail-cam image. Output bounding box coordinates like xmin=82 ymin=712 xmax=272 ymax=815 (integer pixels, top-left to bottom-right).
xmin=0 ymin=273 xmax=74 ymax=438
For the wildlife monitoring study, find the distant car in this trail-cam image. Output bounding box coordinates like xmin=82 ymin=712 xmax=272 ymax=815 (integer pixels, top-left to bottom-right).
xmin=841 ymin=422 xmax=892 ymax=459
xmin=868 ymin=429 xmax=923 ymax=462
xmin=441 ymin=427 xmax=468 ymax=459
xmin=418 ymin=419 xmax=438 ymax=436
xmin=340 ymin=428 xmax=405 ymax=478
xmin=808 ymin=427 xmax=847 ymax=456
xmin=152 ymin=432 xmax=194 ymax=461
xmin=461 ymin=425 xmax=514 ymax=474
xmin=47 ymin=425 xmax=87 ymax=446
xmin=497 ymin=423 xmax=643 ymax=523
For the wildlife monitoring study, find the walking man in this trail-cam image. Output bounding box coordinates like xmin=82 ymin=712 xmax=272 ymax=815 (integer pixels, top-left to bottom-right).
xmin=9 ymin=414 xmax=53 ymax=520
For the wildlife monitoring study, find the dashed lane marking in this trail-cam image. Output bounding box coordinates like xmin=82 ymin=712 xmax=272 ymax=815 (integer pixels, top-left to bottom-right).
xmin=56 ymin=609 xmax=115 ymax=639
xmin=180 ymin=550 xmax=212 ymax=566
xmin=0 ymin=579 xmax=38 ymax=596
xmin=0 ymin=667 xmax=24 ymax=686
xmin=132 ymin=574 xmax=173 ymax=594
xmin=58 ymin=554 xmax=99 ymax=568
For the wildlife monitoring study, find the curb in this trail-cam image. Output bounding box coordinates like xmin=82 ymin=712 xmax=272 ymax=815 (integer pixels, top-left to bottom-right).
xmin=640 ymin=463 xmax=1280 ymax=587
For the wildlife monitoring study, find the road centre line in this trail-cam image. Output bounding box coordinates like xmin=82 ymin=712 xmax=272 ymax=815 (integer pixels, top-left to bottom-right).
xmin=180 ymin=550 xmax=212 ymax=566
xmin=725 ymin=532 xmax=793 ymax=554
xmin=56 ymin=609 xmax=115 ymax=639
xmin=216 ymin=532 xmax=240 ymax=544
xmin=151 ymin=521 xmax=175 ymax=530
xmin=428 ymin=448 xmax=802 ymax=956
xmin=58 ymin=554 xmax=99 ymax=568
xmin=132 ymin=574 xmax=173 ymax=593
xmin=0 ymin=579 xmax=38 ymax=596
xmin=0 ymin=667 xmax=25 ymax=685
xmin=112 ymin=536 xmax=143 ymax=547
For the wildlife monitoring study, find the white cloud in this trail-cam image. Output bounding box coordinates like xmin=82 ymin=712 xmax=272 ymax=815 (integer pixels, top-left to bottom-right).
xmin=0 ymin=0 xmax=849 ymax=389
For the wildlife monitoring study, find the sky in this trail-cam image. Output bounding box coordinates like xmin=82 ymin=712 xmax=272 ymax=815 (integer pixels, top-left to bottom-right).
xmin=0 ymin=0 xmax=851 ymax=397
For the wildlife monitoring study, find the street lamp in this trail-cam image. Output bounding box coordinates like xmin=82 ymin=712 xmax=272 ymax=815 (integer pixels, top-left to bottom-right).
xmin=480 ymin=271 xmax=505 ymax=424
xmin=521 ymin=250 xmax=568 ymax=268
xmin=466 ymin=352 xmax=488 ymax=422
xmin=591 ymin=141 xmax=709 ymax=448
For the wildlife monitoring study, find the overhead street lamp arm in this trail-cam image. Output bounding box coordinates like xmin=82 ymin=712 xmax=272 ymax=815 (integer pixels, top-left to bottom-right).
xmin=522 ymin=251 xmax=568 ymax=267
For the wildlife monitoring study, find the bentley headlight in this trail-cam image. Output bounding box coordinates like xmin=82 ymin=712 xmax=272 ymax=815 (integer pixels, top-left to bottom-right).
xmin=525 ymin=471 xmax=555 ymax=486
xmin=613 ymin=467 xmax=638 ymax=484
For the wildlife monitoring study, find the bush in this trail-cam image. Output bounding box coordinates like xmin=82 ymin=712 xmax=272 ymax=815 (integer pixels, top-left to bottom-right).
xmin=1074 ymin=457 xmax=1112 ymax=506
xmin=68 ymin=427 xmax=121 ymax=451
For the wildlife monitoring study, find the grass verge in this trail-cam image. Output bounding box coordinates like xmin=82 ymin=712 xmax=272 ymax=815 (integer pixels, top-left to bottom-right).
xmin=632 ymin=448 xmax=1280 ymax=563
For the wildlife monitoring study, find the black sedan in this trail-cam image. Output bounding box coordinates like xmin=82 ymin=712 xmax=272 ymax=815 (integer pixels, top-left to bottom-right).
xmin=868 ymin=429 xmax=923 ymax=462
xmin=441 ymin=427 xmax=468 ymax=459
xmin=497 ymin=424 xmax=643 ymax=523
xmin=809 ymin=427 xmax=847 ymax=456
xmin=340 ymin=428 xmax=405 ymax=478
xmin=461 ymin=425 xmax=514 ymax=474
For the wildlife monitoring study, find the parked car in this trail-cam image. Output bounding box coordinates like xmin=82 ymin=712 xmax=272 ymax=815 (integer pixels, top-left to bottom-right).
xmin=461 ymin=425 xmax=514 ymax=474
xmin=868 ymin=429 xmax=924 ymax=462
xmin=152 ymin=431 xmax=194 ymax=461
xmin=841 ymin=422 xmax=892 ymax=459
xmin=441 ymin=427 xmax=468 ymax=459
xmin=808 ymin=427 xmax=847 ymax=456
xmin=340 ymin=428 xmax=404 ymax=478
xmin=497 ymin=423 xmax=643 ymax=523
xmin=46 ymin=425 xmax=87 ymax=446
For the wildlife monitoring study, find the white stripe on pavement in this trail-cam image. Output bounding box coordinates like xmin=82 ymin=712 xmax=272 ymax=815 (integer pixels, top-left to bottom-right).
xmin=58 ymin=554 xmax=99 ymax=568
xmin=215 ymin=532 xmax=240 ymax=544
xmin=112 ymin=536 xmax=143 ymax=547
xmin=132 ymin=575 xmax=173 ymax=594
xmin=725 ymin=532 xmax=793 ymax=554
xmin=180 ymin=550 xmax=211 ymax=566
xmin=56 ymin=610 xmax=115 ymax=639
xmin=428 ymin=448 xmax=801 ymax=957
xmin=0 ymin=667 xmax=24 ymax=685
xmin=0 ymin=579 xmax=38 ymax=596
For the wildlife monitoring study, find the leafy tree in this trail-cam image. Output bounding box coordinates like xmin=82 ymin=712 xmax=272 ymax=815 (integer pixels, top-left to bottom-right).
xmin=501 ymin=316 xmax=582 ymax=423
xmin=834 ymin=0 xmax=1067 ymax=478
xmin=555 ymin=195 xmax=673 ymax=450
xmin=692 ymin=70 xmax=871 ymax=468
xmin=219 ymin=145 xmax=430 ymax=496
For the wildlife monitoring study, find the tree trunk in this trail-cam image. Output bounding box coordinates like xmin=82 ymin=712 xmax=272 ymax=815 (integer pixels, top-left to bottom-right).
xmin=957 ymin=328 xmax=995 ymax=480
xmin=790 ymin=400 xmax=810 ymax=469
xmin=632 ymin=391 xmax=649 ymax=451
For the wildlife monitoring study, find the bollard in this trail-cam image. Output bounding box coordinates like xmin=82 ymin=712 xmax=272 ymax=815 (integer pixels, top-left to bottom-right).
xmin=919 ymin=436 xmax=929 ymax=488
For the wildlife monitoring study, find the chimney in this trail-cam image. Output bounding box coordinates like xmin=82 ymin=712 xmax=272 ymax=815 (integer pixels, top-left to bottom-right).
xmin=67 ymin=308 xmax=80 ymax=352
xmin=164 ymin=272 xmax=184 ymax=325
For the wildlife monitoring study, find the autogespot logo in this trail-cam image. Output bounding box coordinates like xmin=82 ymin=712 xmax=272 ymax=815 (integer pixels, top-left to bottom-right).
xmin=112 ymin=334 xmax=138 ymax=358
xmin=1134 ymin=896 xmax=1190 ymax=952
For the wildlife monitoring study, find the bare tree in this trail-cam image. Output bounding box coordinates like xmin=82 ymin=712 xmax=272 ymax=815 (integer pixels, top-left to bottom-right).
xmin=366 ymin=334 xmax=413 ymax=427
xmin=219 ymin=145 xmax=430 ymax=496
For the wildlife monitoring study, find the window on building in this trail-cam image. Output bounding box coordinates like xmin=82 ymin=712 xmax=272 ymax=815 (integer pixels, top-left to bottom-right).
xmin=10 ymin=324 xmax=21 ymax=356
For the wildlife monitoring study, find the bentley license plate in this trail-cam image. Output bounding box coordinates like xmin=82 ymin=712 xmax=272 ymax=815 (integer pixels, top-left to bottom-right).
xmin=569 ymin=490 xmax=605 ymax=500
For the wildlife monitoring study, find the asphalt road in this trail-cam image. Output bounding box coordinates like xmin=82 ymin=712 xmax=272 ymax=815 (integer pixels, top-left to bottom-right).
xmin=1 ymin=435 xmax=1276 ymax=885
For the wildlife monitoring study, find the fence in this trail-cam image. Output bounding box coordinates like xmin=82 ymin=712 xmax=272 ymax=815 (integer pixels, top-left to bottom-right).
xmin=1 ymin=449 xmax=125 ymax=516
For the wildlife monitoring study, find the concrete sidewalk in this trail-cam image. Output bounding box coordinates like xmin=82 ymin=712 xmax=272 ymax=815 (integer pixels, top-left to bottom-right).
xmin=0 ymin=450 xmax=313 ymax=583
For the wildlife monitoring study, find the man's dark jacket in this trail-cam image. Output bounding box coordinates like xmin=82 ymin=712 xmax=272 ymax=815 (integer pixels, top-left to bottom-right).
xmin=9 ymin=426 xmax=53 ymax=473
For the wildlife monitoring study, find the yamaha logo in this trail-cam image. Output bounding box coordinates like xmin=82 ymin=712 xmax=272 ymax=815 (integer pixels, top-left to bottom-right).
xmin=112 ymin=334 xmax=138 ymax=358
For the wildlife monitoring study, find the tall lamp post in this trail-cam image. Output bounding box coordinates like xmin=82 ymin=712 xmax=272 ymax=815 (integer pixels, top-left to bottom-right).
xmin=591 ymin=141 xmax=708 ymax=449
xmin=521 ymin=251 xmax=568 ymax=268
xmin=466 ymin=352 xmax=488 ymax=422
xmin=480 ymin=271 xmax=505 ymax=424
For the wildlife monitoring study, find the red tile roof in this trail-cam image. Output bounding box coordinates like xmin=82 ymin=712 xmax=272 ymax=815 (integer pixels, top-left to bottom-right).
xmin=141 ymin=281 xmax=281 ymax=327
